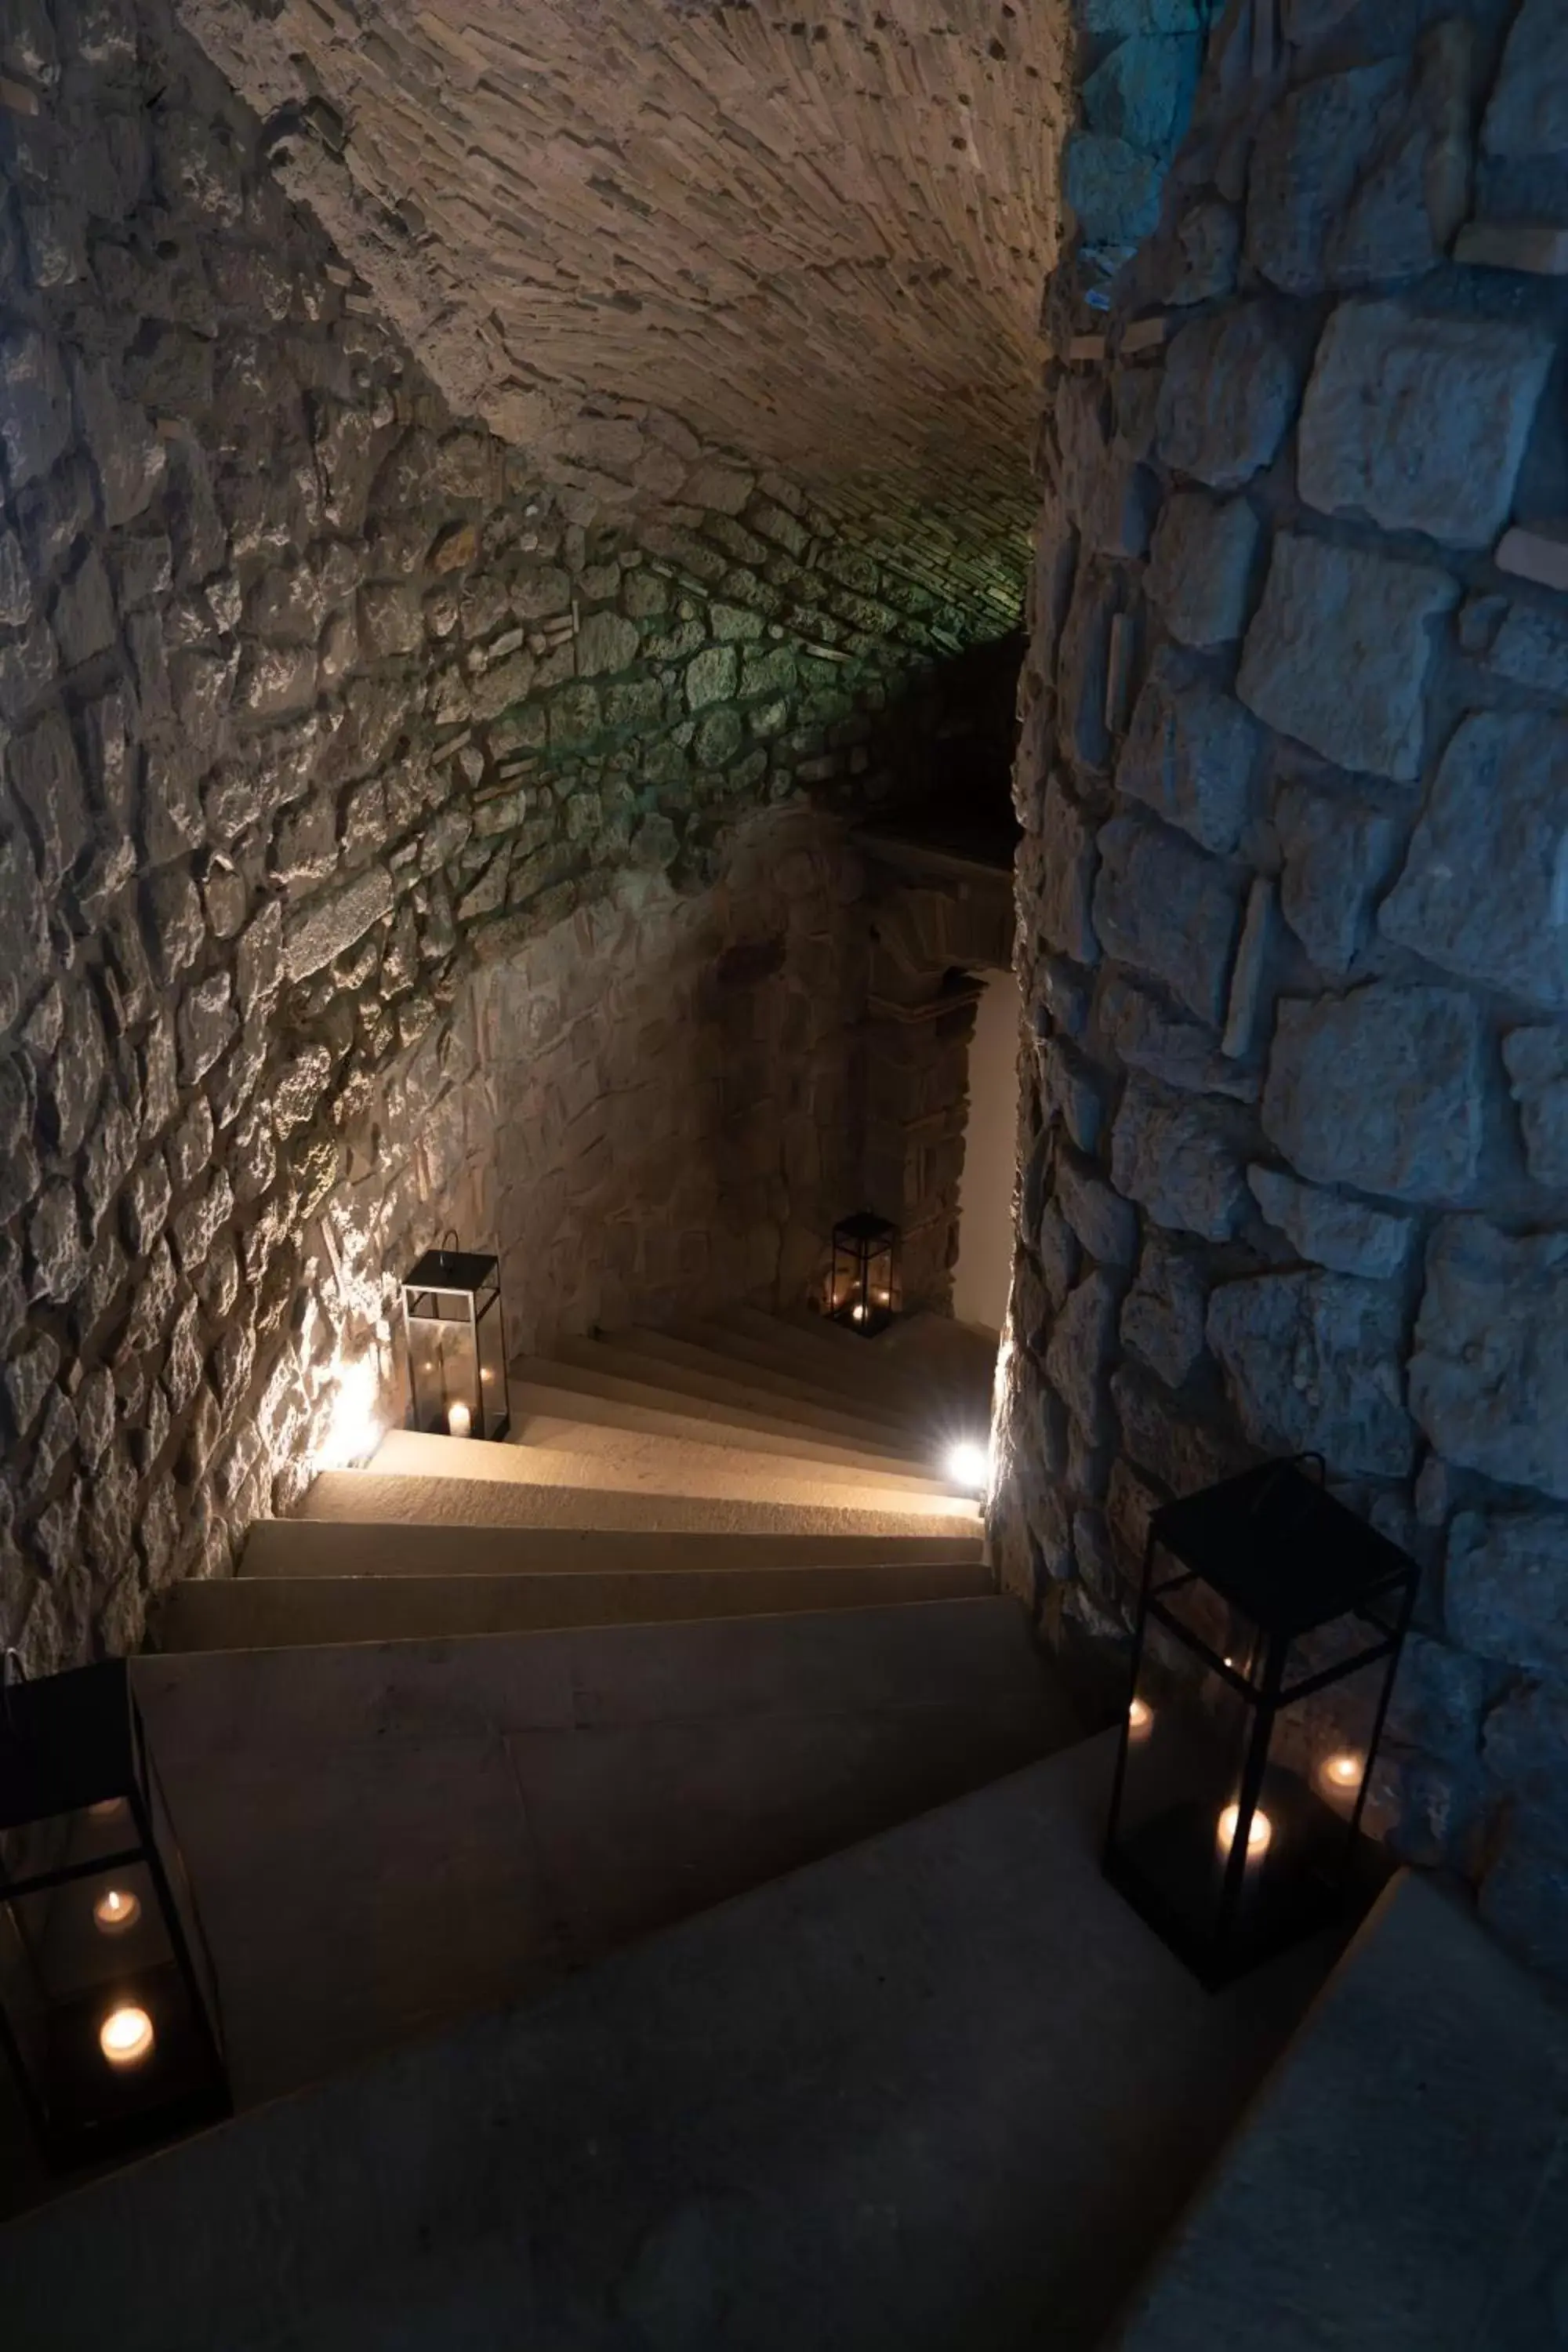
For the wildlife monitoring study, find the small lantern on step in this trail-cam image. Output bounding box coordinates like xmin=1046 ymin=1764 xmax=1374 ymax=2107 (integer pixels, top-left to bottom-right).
xmin=1102 ymin=1458 xmax=1419 ymax=1989
xmin=401 ymin=1236 xmax=511 ymax=1440
xmin=829 ymin=1212 xmax=901 ymax=1338
xmin=0 ymin=1657 xmax=230 ymax=2169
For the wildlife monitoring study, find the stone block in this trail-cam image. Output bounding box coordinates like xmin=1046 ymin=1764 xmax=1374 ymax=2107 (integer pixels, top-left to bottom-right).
xmin=1447 ymin=1508 xmax=1568 ymax=1676
xmin=1166 ymin=198 xmax=1241 ymax=306
xmin=1111 ymin=1078 xmax=1247 ymax=1240
xmin=1503 ymin=1028 xmax=1568 ymax=1186
xmin=1274 ymin=783 xmax=1399 ymax=977
xmin=1200 ymin=836 xmax=1261 ymax=1037
xmin=1157 ymin=303 xmax=1302 ymax=492
xmin=1063 ymin=132 xmax=1164 ymax=247
xmin=575 ymin=611 xmax=639 ymax=677
xmin=1055 ymin=562 xmax=1116 ymax=771
xmin=1465 ymin=597 xmax=1568 ymax=699
xmin=1033 ymin=775 xmax=1100 ymax=966
xmin=1328 ymin=23 xmax=1472 ymax=288
xmin=1096 ymin=974 xmax=1258 ymax=1102
xmin=1080 ymin=34 xmax=1200 ymax=156
xmin=1299 ymin=302 xmax=1551 ymax=550
xmin=1208 ymin=1269 xmax=1414 ymax=1477
xmin=1247 ymin=1163 xmax=1415 ymax=1279
xmin=1111 ymin=1363 xmax=1253 ymax=1497
xmin=1237 ymin=533 xmax=1457 ymax=782
xmin=7 ymin=711 xmax=87 ymax=889
xmin=1455 ymin=219 xmax=1568 ymax=275
xmin=1037 ymin=1201 xmax=1081 ymax=1311
xmin=685 ymin=645 xmax=737 ymax=710
xmin=1410 ymin=1220 xmax=1568 ymax=1499
xmin=1121 ymin=1233 xmax=1208 ymax=1388
xmin=1092 ymin=816 xmax=1240 ymax=1027
xmin=1246 ymin=63 xmax=1404 ymax=294
xmin=1038 ymin=1038 xmax=1104 ymax=1154
xmin=1044 ymin=1269 xmax=1120 ymax=1438
xmin=285 ymin=867 xmax=394 ymax=982
xmin=1496 ymin=528 xmax=1568 ymax=595
xmin=1057 ymin=1151 xmax=1138 ymax=1266
xmin=1483 ymin=0 xmax=1568 ymax=160
xmin=1144 ymin=492 xmax=1260 ymax=648
xmin=28 ymin=1179 xmax=87 ymax=1305
xmin=1262 ymin=985 xmax=1484 ymax=1203
xmin=1379 ymin=713 xmax=1568 ymax=1011
xmin=0 ymin=326 xmax=71 ymax=492
xmin=177 ymin=971 xmax=236 ymax=1085
xmin=1116 ymin=653 xmax=1259 ymax=854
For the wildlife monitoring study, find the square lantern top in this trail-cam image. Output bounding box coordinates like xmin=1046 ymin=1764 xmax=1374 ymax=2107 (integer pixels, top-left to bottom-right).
xmin=0 ymin=1662 xmax=140 ymax=1837
xmin=402 ymin=1246 xmax=500 ymax=1298
xmin=833 ymin=1212 xmax=898 ymax=1250
xmin=1149 ymin=1460 xmax=1418 ymax=1639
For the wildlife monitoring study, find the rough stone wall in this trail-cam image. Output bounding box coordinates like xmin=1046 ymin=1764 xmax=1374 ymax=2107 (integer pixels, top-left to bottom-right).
xmin=477 ymin=804 xmax=867 ymax=1356
xmin=172 ymin=0 xmax=1069 ymax=625
xmin=995 ymin=0 xmax=1568 ymax=1979
xmin=0 ymin=0 xmax=1024 ymax=1672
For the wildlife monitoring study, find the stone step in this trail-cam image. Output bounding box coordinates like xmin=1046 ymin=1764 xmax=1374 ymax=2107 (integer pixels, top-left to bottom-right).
xmin=506 ymin=1376 xmax=953 ymax=1494
xmin=577 ymin=1323 xmax=924 ymax=1442
xmin=303 ymin=1467 xmax=982 ymax=1542
xmin=238 ymin=1517 xmax=986 ymax=1581
xmin=0 ymin=1733 xmax=1330 ymax=2351
xmin=363 ymin=1427 xmax=981 ymax=1523
xmin=539 ymin=1337 xmax=922 ymax=1456
xmin=675 ymin=1307 xmax=996 ymax=1441
xmin=156 ymin=1557 xmax=994 ymax=1651
xmin=1111 ymin=1871 xmax=1568 ymax=2352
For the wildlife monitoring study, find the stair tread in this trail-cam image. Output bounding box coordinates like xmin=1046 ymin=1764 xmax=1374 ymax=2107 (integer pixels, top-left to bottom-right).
xmin=506 ymin=1392 xmax=954 ymax=1496
xmin=158 ymin=1561 xmax=994 ymax=1650
xmin=1113 ymin=1870 xmax=1568 ymax=2352
xmin=309 ymin=1466 xmax=978 ymax=1541
xmin=0 ymin=1736 xmax=1329 ymax=2352
xmin=240 ymin=1518 xmax=985 ymax=1581
xmin=513 ymin=1352 xmax=926 ymax=1465
xmin=674 ymin=1309 xmax=995 ymax=1436
xmin=567 ymin=1329 xmax=920 ymax=1444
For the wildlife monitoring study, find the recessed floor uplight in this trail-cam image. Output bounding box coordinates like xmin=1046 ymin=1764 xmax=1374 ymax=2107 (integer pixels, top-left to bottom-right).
xmin=946 ymin=1439 xmax=990 ymax=1493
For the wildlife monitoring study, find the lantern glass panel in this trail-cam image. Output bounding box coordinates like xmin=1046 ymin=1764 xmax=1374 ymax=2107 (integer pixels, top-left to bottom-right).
xmin=402 ymin=1248 xmax=509 ymax=1439
xmin=1105 ymin=1461 xmax=1419 ymax=1987
xmin=0 ymin=1666 xmax=228 ymax=2167
xmin=829 ymin=1214 xmax=901 ymax=1336
xmin=476 ymin=1291 xmax=510 ymax=1440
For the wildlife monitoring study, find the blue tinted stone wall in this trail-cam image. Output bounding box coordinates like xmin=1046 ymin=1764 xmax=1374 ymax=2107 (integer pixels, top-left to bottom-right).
xmin=996 ymin=0 xmax=1568 ymax=1980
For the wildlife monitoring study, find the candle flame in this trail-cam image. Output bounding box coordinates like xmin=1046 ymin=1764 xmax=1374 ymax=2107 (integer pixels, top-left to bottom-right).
xmin=100 ymin=2005 xmax=154 ymax=2068
xmin=1217 ymin=1802 xmax=1272 ymax=1862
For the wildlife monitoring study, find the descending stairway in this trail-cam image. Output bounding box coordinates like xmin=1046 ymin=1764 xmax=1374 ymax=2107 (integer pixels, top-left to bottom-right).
xmin=2 ymin=1309 xmax=1557 ymax=2345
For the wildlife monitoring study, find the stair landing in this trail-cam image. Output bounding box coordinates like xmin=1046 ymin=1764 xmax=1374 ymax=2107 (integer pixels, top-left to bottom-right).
xmin=0 ymin=1735 xmax=1335 ymax=2352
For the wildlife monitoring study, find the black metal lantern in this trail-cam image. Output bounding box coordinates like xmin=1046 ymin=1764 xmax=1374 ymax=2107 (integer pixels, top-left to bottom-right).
xmin=1103 ymin=1459 xmax=1419 ymax=1988
xmin=829 ymin=1212 xmax=901 ymax=1337
xmin=401 ymin=1240 xmax=510 ymax=1440
xmin=0 ymin=1660 xmax=229 ymax=2169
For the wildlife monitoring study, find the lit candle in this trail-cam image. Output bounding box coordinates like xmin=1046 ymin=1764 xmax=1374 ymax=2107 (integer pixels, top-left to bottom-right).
xmin=99 ymin=2005 xmax=154 ymax=2069
xmin=1127 ymin=1695 xmax=1154 ymax=1744
xmin=447 ymin=1400 xmax=472 ymax=1439
xmin=851 ymin=1303 xmax=868 ymax=1324
xmin=93 ymin=1888 xmax=141 ymax=1936
xmin=1319 ymin=1750 xmax=1363 ymax=1800
xmin=1216 ymin=1802 xmax=1272 ymax=1865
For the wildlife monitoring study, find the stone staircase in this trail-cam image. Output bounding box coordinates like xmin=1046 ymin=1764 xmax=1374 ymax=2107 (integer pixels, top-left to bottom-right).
xmin=2 ymin=1310 xmax=1560 ymax=2347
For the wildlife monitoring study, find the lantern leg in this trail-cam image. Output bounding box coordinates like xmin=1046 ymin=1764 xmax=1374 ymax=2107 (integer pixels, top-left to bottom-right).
xmin=1345 ymin=1573 xmax=1421 ymax=1849
xmin=1102 ymin=1527 xmax=1160 ymax=1871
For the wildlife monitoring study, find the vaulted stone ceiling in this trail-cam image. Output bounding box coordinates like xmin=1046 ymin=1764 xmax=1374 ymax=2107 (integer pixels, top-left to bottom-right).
xmin=180 ymin=0 xmax=1068 ymax=630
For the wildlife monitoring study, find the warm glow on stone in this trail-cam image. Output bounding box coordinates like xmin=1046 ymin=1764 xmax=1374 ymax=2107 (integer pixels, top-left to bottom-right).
xmin=93 ymin=1889 xmax=141 ymax=1936
xmin=1127 ymin=1696 xmax=1153 ymax=1743
xmin=100 ymin=2005 xmax=154 ymax=2068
